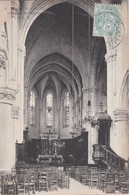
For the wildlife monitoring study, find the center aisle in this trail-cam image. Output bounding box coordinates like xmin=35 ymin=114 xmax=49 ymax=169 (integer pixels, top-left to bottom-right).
xmin=35 ymin=178 xmax=104 ymax=195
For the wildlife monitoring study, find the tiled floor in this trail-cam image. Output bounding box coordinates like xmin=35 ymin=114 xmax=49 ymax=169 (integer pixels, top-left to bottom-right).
xmin=28 ymin=178 xmax=126 ymax=195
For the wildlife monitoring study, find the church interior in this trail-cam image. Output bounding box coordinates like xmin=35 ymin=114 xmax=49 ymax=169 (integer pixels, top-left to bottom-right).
xmin=0 ymin=0 xmax=129 ymax=194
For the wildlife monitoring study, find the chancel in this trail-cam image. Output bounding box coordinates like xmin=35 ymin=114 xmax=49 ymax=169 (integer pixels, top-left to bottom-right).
xmin=0 ymin=0 xmax=129 ymax=194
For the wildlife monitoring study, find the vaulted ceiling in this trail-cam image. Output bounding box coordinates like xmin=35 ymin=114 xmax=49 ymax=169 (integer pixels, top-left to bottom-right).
xmin=25 ymin=2 xmax=106 ymax=98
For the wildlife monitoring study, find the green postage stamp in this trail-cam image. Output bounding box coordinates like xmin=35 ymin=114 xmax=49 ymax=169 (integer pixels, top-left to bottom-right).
xmin=93 ymin=4 xmax=121 ymax=37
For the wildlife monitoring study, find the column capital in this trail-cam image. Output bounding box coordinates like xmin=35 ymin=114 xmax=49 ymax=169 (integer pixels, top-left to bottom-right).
xmin=0 ymin=88 xmax=16 ymax=105
xmin=0 ymin=50 xmax=7 ymax=69
xmin=11 ymin=0 xmax=20 ymax=18
xmin=114 ymin=109 xmax=129 ymax=122
xmin=11 ymin=0 xmax=20 ymax=9
xmin=0 ymin=31 xmax=8 ymax=69
xmin=83 ymin=87 xmax=98 ymax=94
xmin=105 ymin=49 xmax=117 ymax=64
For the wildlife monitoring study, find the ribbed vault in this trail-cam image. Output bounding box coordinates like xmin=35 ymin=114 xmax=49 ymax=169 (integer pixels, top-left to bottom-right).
xmin=25 ymin=2 xmax=106 ymax=95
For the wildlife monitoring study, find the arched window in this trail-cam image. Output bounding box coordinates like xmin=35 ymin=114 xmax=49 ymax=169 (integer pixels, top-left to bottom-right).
xmin=64 ymin=91 xmax=70 ymax=126
xmin=46 ymin=93 xmax=53 ymax=126
xmin=30 ymin=90 xmax=36 ymax=126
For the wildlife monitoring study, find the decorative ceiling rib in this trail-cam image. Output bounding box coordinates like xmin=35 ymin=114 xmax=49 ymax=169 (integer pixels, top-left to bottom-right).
xmin=25 ymin=2 xmax=106 ymax=98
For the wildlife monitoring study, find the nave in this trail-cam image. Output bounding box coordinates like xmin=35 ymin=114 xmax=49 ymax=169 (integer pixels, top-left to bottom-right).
xmin=32 ymin=178 xmax=129 ymax=195
xmin=1 ymin=165 xmax=129 ymax=195
xmin=1 ymin=172 xmax=128 ymax=195
xmin=32 ymin=178 xmax=108 ymax=195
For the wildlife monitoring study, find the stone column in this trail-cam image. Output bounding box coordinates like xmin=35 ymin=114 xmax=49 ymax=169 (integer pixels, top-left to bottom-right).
xmin=82 ymin=88 xmax=97 ymax=117
xmin=11 ymin=106 xmax=20 ymax=145
xmin=90 ymin=88 xmax=97 ymax=116
xmin=0 ymin=13 xmax=18 ymax=170
xmin=0 ymin=88 xmax=16 ymax=170
xmin=82 ymin=88 xmax=98 ymax=164
xmin=105 ymin=49 xmax=117 ymax=117
xmin=74 ymin=100 xmax=78 ymax=130
xmin=24 ymin=86 xmax=28 ymax=128
xmin=39 ymin=108 xmax=43 ymax=138
xmin=74 ymin=100 xmax=78 ymax=128
xmin=70 ymin=98 xmax=74 ymax=132
xmin=17 ymin=48 xmax=26 ymax=142
xmin=113 ymin=109 xmax=129 ymax=160
xmin=78 ymin=96 xmax=82 ymax=130
xmin=57 ymin=99 xmax=61 ymax=137
xmin=0 ymin=23 xmax=9 ymax=88
xmin=88 ymin=124 xmax=99 ymax=164
xmin=82 ymin=88 xmax=88 ymax=118
xmin=11 ymin=0 xmax=19 ymax=83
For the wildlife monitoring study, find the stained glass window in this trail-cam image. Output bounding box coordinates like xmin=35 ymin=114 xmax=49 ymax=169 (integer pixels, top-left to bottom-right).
xmin=30 ymin=90 xmax=36 ymax=125
xmin=46 ymin=93 xmax=53 ymax=126
xmin=64 ymin=91 xmax=70 ymax=126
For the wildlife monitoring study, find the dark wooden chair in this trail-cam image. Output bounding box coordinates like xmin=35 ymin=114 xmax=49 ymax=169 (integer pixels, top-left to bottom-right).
xmin=38 ymin=172 xmax=48 ymax=192
xmin=98 ymin=171 xmax=107 ymax=191
xmin=29 ymin=173 xmax=36 ymax=194
xmin=2 ymin=182 xmax=17 ymax=195
xmin=1 ymin=172 xmax=17 ymax=195
xmin=118 ymin=171 xmax=129 ymax=193
xmin=89 ymin=171 xmax=98 ymax=189
xmin=16 ymin=173 xmax=25 ymax=194
xmin=105 ymin=172 xmax=115 ymax=193
xmin=80 ymin=168 xmax=90 ymax=186
xmin=48 ymin=171 xmax=58 ymax=191
xmin=58 ymin=171 xmax=70 ymax=189
xmin=74 ymin=167 xmax=81 ymax=182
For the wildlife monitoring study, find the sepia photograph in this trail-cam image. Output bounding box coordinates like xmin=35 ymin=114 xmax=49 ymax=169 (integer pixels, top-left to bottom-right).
xmin=0 ymin=0 xmax=129 ymax=194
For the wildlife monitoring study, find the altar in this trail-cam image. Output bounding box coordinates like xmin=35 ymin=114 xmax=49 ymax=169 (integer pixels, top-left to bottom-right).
xmin=16 ymin=129 xmax=88 ymax=166
xmin=36 ymin=154 xmax=63 ymax=164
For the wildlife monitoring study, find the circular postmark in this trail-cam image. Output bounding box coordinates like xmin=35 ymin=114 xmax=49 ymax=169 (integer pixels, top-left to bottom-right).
xmin=93 ymin=4 xmax=125 ymax=49
xmin=105 ymin=19 xmax=125 ymax=49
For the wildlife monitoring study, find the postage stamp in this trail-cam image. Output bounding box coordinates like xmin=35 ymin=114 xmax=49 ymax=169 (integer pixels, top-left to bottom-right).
xmin=93 ymin=4 xmax=121 ymax=37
